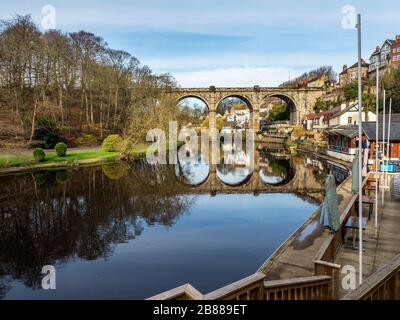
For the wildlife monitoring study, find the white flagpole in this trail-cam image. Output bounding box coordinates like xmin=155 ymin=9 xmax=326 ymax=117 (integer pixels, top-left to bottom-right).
xmin=375 ymin=67 xmax=379 ymax=237
xmin=385 ymin=99 xmax=392 ymax=187
xmin=357 ymin=14 xmax=363 ymax=286
xmin=382 ymin=91 xmax=386 ymax=206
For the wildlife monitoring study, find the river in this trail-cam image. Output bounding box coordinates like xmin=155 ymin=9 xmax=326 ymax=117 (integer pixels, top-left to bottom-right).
xmin=0 ymin=145 xmax=348 ymax=299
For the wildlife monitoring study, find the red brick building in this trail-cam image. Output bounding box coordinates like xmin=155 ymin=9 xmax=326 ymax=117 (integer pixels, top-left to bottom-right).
xmin=391 ymin=35 xmax=400 ymax=67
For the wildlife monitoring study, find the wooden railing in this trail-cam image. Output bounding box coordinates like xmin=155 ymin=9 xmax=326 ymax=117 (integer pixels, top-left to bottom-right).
xmin=312 ymin=174 xmax=369 ymax=299
xmin=203 ymin=273 xmax=265 ymax=300
xmin=342 ymin=254 xmax=400 ymax=300
xmin=264 ymin=275 xmax=332 ymax=300
xmin=147 ymin=284 xmax=203 ymax=300
xmin=147 ymin=273 xmax=266 ymax=301
xmin=148 ymin=273 xmax=335 ymax=300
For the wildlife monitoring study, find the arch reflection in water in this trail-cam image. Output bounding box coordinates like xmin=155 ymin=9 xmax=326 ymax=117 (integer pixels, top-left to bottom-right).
xmin=216 ymin=143 xmax=253 ymax=186
xmin=175 ymin=148 xmax=210 ymax=186
xmin=259 ymin=152 xmax=295 ymax=186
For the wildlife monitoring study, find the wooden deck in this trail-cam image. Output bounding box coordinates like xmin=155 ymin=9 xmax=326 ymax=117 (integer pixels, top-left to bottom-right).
xmin=336 ymin=191 xmax=400 ymax=298
xmin=259 ymin=176 xmax=355 ymax=280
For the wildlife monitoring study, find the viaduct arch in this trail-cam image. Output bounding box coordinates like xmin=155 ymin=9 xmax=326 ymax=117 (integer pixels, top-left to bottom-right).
xmin=172 ymin=86 xmax=327 ymax=131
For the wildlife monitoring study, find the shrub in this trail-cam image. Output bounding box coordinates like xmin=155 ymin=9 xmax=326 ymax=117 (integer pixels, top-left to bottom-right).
xmin=33 ymin=148 xmax=46 ymax=162
xmin=55 ymin=142 xmax=68 ymax=157
xmin=102 ymin=134 xmax=123 ymax=152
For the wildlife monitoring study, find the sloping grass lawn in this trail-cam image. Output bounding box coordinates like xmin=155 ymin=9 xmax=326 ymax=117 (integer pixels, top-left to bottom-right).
xmin=0 ymin=149 xmax=118 ymax=168
xmin=0 ymin=154 xmax=36 ymax=168
xmin=43 ymin=149 xmax=118 ymax=163
xmin=0 ymin=144 xmax=164 ymax=169
xmin=0 ymin=144 xmax=151 ymax=170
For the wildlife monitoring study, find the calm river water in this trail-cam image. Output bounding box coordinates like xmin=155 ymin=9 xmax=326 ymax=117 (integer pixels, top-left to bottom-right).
xmin=0 ymin=146 xmax=347 ymax=299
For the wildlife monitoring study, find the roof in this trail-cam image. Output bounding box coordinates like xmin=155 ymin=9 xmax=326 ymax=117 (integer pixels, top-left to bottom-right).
xmin=325 ymin=115 xmax=400 ymax=141
xmin=377 ymin=114 xmax=400 ymax=123
xmin=369 ymin=47 xmax=381 ymax=59
xmin=340 ymin=60 xmax=369 ymax=75
xmin=330 ymin=102 xmax=359 ymax=119
xmin=382 ymin=39 xmax=396 ymax=48
xmin=363 ymin=116 xmax=400 ymax=142
xmin=304 ymin=106 xmax=341 ymax=121
xmin=325 ymin=125 xmax=359 ymax=138
xmin=323 ymin=106 xmax=341 ymax=116
xmin=306 ymin=113 xmax=322 ymax=120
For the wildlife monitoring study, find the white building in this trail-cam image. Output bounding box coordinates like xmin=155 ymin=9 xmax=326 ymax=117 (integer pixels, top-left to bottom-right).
xmin=369 ymin=39 xmax=395 ymax=77
xmin=327 ymin=102 xmax=376 ymax=127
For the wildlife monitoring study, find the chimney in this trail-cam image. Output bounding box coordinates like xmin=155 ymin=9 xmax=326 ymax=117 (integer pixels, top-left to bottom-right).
xmin=342 ymin=64 xmax=348 ymax=71
xmin=396 ymin=34 xmax=400 ymax=43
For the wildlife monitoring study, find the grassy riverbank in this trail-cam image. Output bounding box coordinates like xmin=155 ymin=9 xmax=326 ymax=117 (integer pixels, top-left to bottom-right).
xmin=0 ymin=144 xmax=151 ymax=174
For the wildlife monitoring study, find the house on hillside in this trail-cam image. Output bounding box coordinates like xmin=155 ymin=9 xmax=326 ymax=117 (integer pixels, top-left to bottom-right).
xmin=225 ymin=104 xmax=250 ymax=127
xmin=303 ymin=107 xmax=340 ymax=131
xmin=327 ymin=102 xmax=376 ymax=127
xmin=303 ymin=101 xmax=376 ymax=132
xmin=391 ymin=35 xmax=400 ymax=69
xmin=339 ymin=60 xmax=369 ymax=86
xmin=369 ymin=35 xmax=400 ymax=79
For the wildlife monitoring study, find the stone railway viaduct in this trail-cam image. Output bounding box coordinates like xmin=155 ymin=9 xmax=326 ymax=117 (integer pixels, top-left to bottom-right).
xmin=169 ymin=86 xmax=328 ymax=131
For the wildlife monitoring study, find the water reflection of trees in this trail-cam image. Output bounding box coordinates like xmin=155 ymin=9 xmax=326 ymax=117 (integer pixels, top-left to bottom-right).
xmin=0 ymin=162 xmax=193 ymax=296
xmin=259 ymin=150 xmax=295 ymax=186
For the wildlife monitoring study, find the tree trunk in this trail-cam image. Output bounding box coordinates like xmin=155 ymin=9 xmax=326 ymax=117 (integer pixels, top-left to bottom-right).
xmin=59 ymin=84 xmax=64 ymax=126
xmin=113 ymin=86 xmax=118 ymax=129
xmin=106 ymin=86 xmax=111 ymax=130
xmin=29 ymin=98 xmax=38 ymax=144
xmin=100 ymin=100 xmax=103 ymax=139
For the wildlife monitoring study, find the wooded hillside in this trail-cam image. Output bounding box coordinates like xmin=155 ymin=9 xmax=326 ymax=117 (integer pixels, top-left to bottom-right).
xmin=0 ymin=15 xmax=176 ymax=149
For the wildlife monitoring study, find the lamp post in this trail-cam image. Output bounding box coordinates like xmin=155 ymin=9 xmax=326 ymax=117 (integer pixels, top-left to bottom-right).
xmin=375 ymin=66 xmax=379 ymax=238
xmin=356 ymin=13 xmax=363 ymax=285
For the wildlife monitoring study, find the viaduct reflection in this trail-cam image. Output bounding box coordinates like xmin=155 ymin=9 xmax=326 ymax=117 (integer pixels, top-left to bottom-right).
xmin=174 ymin=144 xmax=332 ymax=200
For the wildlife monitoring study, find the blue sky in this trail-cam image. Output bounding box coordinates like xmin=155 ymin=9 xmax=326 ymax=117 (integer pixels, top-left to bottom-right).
xmin=2 ymin=0 xmax=399 ymax=87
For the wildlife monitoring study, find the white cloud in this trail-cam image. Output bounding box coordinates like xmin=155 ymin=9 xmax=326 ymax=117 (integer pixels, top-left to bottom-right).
xmin=172 ymin=67 xmax=301 ymax=87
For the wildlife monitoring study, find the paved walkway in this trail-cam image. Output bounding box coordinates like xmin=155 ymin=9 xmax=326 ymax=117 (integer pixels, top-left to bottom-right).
xmin=336 ymin=191 xmax=400 ymax=298
xmin=259 ymin=176 xmax=354 ymax=280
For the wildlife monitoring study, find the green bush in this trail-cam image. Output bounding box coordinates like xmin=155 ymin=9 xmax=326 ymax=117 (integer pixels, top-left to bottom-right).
xmin=33 ymin=148 xmax=46 ymax=162
xmin=102 ymin=134 xmax=123 ymax=152
xmin=55 ymin=142 xmax=68 ymax=157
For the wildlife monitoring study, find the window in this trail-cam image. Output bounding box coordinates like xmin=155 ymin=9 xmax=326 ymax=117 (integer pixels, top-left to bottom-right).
xmin=398 ymin=55 xmax=400 ymax=61
xmin=395 ymin=56 xmax=398 ymax=62
xmin=348 ymin=117 xmax=352 ymax=124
